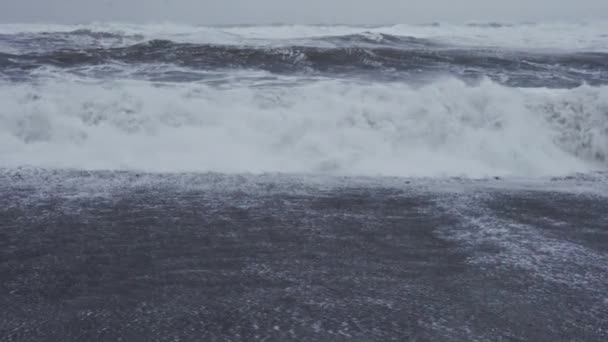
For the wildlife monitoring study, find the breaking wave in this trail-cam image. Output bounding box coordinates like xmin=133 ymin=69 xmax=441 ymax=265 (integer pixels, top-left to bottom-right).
xmin=1 ymin=22 xmax=607 ymax=178
xmin=0 ymin=77 xmax=606 ymax=177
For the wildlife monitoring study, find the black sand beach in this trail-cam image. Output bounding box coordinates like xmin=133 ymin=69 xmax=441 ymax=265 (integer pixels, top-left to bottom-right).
xmin=1 ymin=171 xmax=607 ymax=341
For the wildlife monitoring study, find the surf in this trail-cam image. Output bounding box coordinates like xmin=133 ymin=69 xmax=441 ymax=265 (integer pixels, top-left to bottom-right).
xmin=0 ymin=77 xmax=605 ymax=177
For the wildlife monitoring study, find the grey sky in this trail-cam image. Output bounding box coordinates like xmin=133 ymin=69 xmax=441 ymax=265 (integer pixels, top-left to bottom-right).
xmin=1 ymin=0 xmax=607 ymax=24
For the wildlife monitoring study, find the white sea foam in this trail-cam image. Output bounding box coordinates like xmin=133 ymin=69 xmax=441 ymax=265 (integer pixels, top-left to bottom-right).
xmin=0 ymin=76 xmax=606 ymax=177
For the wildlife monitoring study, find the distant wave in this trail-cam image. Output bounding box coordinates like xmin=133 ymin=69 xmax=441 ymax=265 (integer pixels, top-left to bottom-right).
xmin=2 ymin=21 xmax=608 ymax=51
xmin=465 ymin=22 xmax=516 ymax=28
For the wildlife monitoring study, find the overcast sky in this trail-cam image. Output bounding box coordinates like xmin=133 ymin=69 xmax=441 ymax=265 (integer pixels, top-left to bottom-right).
xmin=1 ymin=0 xmax=607 ymax=24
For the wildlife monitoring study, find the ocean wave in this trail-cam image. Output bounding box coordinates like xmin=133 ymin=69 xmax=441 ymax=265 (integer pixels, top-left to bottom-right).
xmin=1 ymin=41 xmax=607 ymax=87
xmin=0 ymin=77 xmax=606 ymax=177
xmin=1 ymin=22 xmax=608 ymax=52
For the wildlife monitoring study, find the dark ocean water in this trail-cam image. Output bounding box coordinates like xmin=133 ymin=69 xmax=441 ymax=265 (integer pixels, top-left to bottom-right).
xmin=2 ymin=30 xmax=608 ymax=87
xmin=1 ymin=23 xmax=608 ymax=341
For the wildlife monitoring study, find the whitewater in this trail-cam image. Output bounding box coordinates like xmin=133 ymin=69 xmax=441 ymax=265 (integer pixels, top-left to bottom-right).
xmin=1 ymin=21 xmax=607 ymax=177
